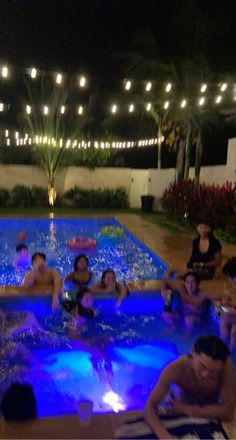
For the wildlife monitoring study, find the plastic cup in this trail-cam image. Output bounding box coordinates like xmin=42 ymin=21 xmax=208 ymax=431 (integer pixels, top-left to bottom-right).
xmin=76 ymin=399 xmax=93 ymax=426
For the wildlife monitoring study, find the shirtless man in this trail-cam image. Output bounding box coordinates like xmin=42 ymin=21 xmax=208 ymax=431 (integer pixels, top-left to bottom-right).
xmin=162 ymin=272 xmax=222 ymax=334
xmin=145 ymin=335 xmax=236 ymax=440
xmin=23 ymin=252 xmax=62 ymax=311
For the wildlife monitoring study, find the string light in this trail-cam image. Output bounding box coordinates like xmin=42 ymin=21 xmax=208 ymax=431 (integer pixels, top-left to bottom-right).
xmin=5 ymin=130 xmax=8 ymax=137
xmin=180 ymin=99 xmax=187 ymax=108
xmin=43 ymin=105 xmax=49 ymax=115
xmin=146 ymin=102 xmax=152 ymax=111
xmin=1 ymin=129 xmax=159 ymax=150
xmin=200 ymin=84 xmax=207 ymax=93
xmin=125 ymin=80 xmax=131 ymax=90
xmin=79 ymin=76 xmax=86 ymax=87
xmin=129 ymin=103 xmax=134 ymax=112
xmin=56 ymin=73 xmax=62 ymax=84
xmin=220 ymin=83 xmax=227 ymax=92
xmin=26 ymin=105 xmax=31 ymax=115
xmin=145 ymin=81 xmax=152 ymax=92
xmin=165 ymin=83 xmax=172 ymax=92
xmin=6 ymin=139 xmax=10 ymax=146
xmin=0 ymin=103 xmax=3 ymax=112
xmin=60 ymin=105 xmax=65 ymax=114
xmin=215 ymin=95 xmax=222 ymax=104
xmin=111 ymin=104 xmax=117 ymax=114
xmin=163 ymin=101 xmax=169 ymax=110
xmin=199 ymin=97 xmax=205 ymax=106
xmin=78 ymin=105 xmax=83 ymax=115
xmin=30 ymin=68 xmax=37 ymax=79
xmin=1 ymin=66 xmax=8 ymax=78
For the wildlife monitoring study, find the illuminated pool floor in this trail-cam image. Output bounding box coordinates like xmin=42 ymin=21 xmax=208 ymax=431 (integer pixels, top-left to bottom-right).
xmin=0 ymin=294 xmax=222 ymax=417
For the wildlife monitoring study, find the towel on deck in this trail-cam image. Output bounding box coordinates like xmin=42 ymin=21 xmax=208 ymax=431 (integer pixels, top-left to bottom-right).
xmin=114 ymin=415 xmax=228 ymax=439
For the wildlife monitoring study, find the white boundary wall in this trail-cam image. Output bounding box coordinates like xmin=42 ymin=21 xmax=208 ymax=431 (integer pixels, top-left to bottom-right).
xmin=0 ymin=138 xmax=235 ymax=210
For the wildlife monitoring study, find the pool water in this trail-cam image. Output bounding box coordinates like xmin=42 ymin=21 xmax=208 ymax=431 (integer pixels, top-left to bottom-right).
xmin=0 ymin=218 xmax=231 ymax=417
xmin=0 ymin=218 xmax=166 ymax=285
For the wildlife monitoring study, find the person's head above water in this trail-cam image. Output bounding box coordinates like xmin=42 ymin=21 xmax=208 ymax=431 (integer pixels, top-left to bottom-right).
xmin=0 ymin=383 xmax=37 ymax=421
xmin=222 ymin=257 xmax=236 ymax=284
xmin=74 ymin=254 xmax=89 ymax=271
xmin=76 ymin=287 xmax=93 ymax=310
xmin=17 ymin=231 xmax=26 ymax=242
xmin=101 ymin=269 xmax=116 ymax=286
xmin=196 ymin=221 xmax=212 ymax=239
xmin=183 ymin=271 xmax=200 ymax=295
xmin=31 ymin=252 xmax=46 ymax=268
xmin=16 ymin=243 xmax=28 ymax=255
xmin=191 ymin=335 xmax=230 ymax=382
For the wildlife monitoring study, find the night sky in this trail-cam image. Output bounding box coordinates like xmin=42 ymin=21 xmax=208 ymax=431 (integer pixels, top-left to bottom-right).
xmin=1 ymin=0 xmax=236 ymax=167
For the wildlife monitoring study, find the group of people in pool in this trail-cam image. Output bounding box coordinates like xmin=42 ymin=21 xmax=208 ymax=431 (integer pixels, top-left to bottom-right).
xmin=160 ymin=221 xmax=236 ymax=351
xmin=12 ymin=223 xmax=236 ymax=351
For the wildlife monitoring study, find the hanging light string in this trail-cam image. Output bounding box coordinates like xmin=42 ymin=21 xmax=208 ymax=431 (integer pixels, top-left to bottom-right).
xmin=0 ymin=129 xmax=159 ymax=149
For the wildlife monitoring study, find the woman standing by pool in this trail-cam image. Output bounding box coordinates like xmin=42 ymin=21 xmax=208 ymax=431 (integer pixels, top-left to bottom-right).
xmin=90 ymin=270 xmax=128 ymax=308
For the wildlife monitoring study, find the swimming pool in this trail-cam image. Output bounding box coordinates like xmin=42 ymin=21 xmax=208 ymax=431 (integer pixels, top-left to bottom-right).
xmin=0 ymin=217 xmax=166 ymax=286
xmin=0 ymin=217 xmax=227 ymax=417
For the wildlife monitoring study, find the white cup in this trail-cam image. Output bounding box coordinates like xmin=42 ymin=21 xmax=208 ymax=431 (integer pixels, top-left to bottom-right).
xmin=76 ymin=399 xmax=93 ymax=426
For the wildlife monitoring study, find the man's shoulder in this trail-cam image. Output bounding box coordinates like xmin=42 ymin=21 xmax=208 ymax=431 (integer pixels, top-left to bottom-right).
xmin=165 ymin=356 xmax=189 ymax=375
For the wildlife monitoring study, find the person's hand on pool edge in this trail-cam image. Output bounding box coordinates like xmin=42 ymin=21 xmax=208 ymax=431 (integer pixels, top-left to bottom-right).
xmin=52 ymin=295 xmax=61 ymax=312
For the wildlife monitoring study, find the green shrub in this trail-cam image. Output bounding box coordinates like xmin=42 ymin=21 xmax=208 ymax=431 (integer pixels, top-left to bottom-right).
xmin=30 ymin=186 xmax=48 ymax=207
xmin=0 ymin=187 xmax=10 ymax=207
xmin=11 ymin=185 xmax=33 ymax=208
xmin=63 ymin=186 xmax=129 ymax=209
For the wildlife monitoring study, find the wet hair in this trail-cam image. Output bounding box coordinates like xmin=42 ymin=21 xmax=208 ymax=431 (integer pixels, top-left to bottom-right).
xmin=76 ymin=287 xmax=94 ymax=319
xmin=16 ymin=243 xmax=28 ymax=253
xmin=31 ymin=252 xmax=46 ymax=264
xmin=193 ymin=335 xmax=229 ymax=363
xmin=222 ymin=257 xmax=236 ymax=279
xmin=0 ymin=383 xmax=37 ymax=421
xmin=101 ymin=269 xmax=115 ymax=285
xmin=74 ymin=254 xmax=89 ymax=271
xmin=184 ymin=271 xmax=200 ymax=284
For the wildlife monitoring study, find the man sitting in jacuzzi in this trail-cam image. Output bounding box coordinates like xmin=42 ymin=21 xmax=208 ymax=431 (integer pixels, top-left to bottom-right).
xmin=23 ymin=252 xmax=62 ymax=311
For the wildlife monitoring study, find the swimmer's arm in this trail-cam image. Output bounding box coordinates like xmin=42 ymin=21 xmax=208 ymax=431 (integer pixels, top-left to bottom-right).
xmin=201 ymin=290 xmax=223 ymax=301
xmin=64 ymin=271 xmax=74 ymax=282
xmin=116 ymin=283 xmax=128 ymax=307
xmin=51 ymin=270 xmax=62 ymax=311
xmin=23 ymin=270 xmax=36 ymax=288
xmin=89 ymin=283 xmax=105 ymax=294
xmin=144 ymin=362 xmax=179 ymax=440
xmin=174 ymin=360 xmax=236 ymax=420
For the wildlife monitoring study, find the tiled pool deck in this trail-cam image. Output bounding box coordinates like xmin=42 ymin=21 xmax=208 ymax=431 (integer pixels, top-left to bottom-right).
xmin=1 ymin=213 xmax=236 ymax=438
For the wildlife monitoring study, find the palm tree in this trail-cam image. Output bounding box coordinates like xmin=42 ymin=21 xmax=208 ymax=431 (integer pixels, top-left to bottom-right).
xmin=24 ymin=79 xmax=88 ymax=206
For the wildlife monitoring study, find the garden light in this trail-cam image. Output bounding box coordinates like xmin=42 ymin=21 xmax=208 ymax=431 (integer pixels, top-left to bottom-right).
xmin=164 ymin=101 xmax=169 ymax=110
xmin=165 ymin=83 xmax=172 ymax=92
xmin=56 ymin=73 xmax=62 ymax=84
xmin=26 ymin=105 xmax=31 ymax=114
xmin=0 ymin=103 xmax=3 ymax=112
xmin=1 ymin=66 xmax=8 ymax=78
xmin=5 ymin=130 xmax=8 ymax=137
xmin=60 ymin=105 xmax=65 ymax=114
xmin=43 ymin=105 xmax=49 ymax=115
xmin=111 ymin=104 xmax=117 ymax=113
xmin=146 ymin=102 xmax=152 ymax=111
xmin=129 ymin=103 xmax=134 ymax=112
xmin=199 ymin=97 xmax=205 ymax=106
xmin=79 ymin=76 xmax=86 ymax=87
xmin=215 ymin=95 xmax=222 ymax=104
xmin=220 ymin=83 xmax=227 ymax=92
xmin=180 ymin=99 xmax=186 ymax=108
xmin=78 ymin=105 xmax=83 ymax=115
xmin=125 ymin=80 xmax=131 ymax=90
xmin=6 ymin=139 xmax=10 ymax=146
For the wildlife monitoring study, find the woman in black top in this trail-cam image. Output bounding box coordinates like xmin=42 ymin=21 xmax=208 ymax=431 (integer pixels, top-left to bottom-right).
xmin=164 ymin=222 xmax=222 ymax=280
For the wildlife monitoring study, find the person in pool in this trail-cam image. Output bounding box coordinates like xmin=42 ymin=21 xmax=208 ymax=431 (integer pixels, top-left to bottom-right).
xmin=218 ymin=258 xmax=236 ymax=351
xmin=90 ymin=269 xmax=128 ymax=308
xmin=65 ymin=287 xmax=96 ymax=331
xmin=23 ymin=252 xmax=62 ymax=311
xmin=14 ymin=244 xmax=31 ymax=269
xmin=64 ymin=254 xmax=93 ymax=287
xmin=161 ymin=272 xmax=222 ymax=335
xmin=144 ymin=335 xmax=236 ymax=440
xmin=164 ymin=221 xmax=222 ymax=280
